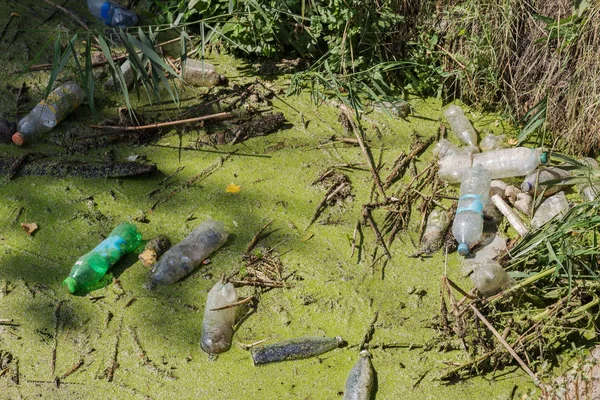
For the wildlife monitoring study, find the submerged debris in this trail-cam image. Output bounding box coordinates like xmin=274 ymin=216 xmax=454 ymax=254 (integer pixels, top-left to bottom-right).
xmin=138 ymin=235 xmax=171 ymax=268
xmin=343 ymin=350 xmax=376 ymax=400
xmin=251 ymin=336 xmax=345 ymax=366
xmin=230 ymin=112 xmax=286 ymax=144
xmin=201 ymin=281 xmax=238 ymax=355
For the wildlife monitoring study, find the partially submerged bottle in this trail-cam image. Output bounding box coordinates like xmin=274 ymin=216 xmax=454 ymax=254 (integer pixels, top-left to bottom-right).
xmin=420 ymin=209 xmax=450 ymax=254
xmin=438 ymin=147 xmax=548 ymax=184
xmin=201 ymin=281 xmax=238 ymax=355
xmin=530 ymin=191 xmax=569 ymax=229
xmin=444 ymin=105 xmax=479 ymax=153
xmin=470 ymin=259 xmax=513 ymax=297
xmin=63 ymin=223 xmax=142 ymax=294
xmin=183 ymin=59 xmax=226 ymax=87
xmin=452 ymin=164 xmax=491 ymax=255
xmin=343 ymin=350 xmax=375 ymax=400
xmin=521 ymin=166 xmax=571 ymax=196
xmin=251 ymin=336 xmax=345 ymax=366
xmin=87 ymin=0 xmax=138 ymax=28
xmin=13 ymin=82 xmax=85 ymax=146
xmin=145 ymin=219 xmax=228 ymax=288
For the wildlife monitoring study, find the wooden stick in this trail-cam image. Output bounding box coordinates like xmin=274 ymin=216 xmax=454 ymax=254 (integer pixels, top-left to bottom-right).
xmin=359 ymin=311 xmax=379 ymax=350
xmin=384 ymin=136 xmax=435 ymax=189
xmin=40 ymin=0 xmax=89 ymax=30
xmin=88 ymin=112 xmax=232 ymax=131
xmin=362 ymin=205 xmax=391 ymax=258
xmin=469 ymin=304 xmax=537 ymax=382
xmin=0 ymin=318 xmax=17 ymax=325
xmin=245 ymin=220 xmax=274 ymax=254
xmin=210 ymin=296 xmax=254 ymax=311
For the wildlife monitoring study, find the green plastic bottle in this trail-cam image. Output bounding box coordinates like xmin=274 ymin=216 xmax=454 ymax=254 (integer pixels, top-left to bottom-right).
xmin=63 ymin=223 xmax=142 ymax=293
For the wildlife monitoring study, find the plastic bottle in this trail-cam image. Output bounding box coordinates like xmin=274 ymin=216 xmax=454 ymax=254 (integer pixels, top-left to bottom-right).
xmin=452 ymin=164 xmax=491 ymax=255
xmin=183 ymin=59 xmax=226 ymax=87
xmin=343 ymin=350 xmax=375 ymax=400
xmin=201 ymin=281 xmax=237 ymax=355
xmin=251 ymin=336 xmax=345 ymax=366
xmin=105 ymin=59 xmax=135 ymax=89
xmin=490 ymin=194 xmax=528 ymax=237
xmin=443 ymin=105 xmax=479 ymax=153
xmin=578 ymin=158 xmax=600 ymax=202
xmin=63 ymin=223 xmax=142 ymax=294
xmin=420 ymin=209 xmax=450 ymax=254
xmin=470 ymin=259 xmax=513 ymax=297
xmin=13 ymin=82 xmax=85 ymax=146
xmin=432 ymin=139 xmax=466 ymax=159
xmin=479 ymin=133 xmax=507 ymax=152
xmin=530 ymin=191 xmax=569 ymax=229
xmin=438 ymin=147 xmax=548 ymax=184
xmin=521 ymin=167 xmax=571 ymax=196
xmin=145 ymin=219 xmax=228 ymax=288
xmin=87 ymin=0 xmax=138 ymax=28
xmin=513 ymin=193 xmax=533 ymax=216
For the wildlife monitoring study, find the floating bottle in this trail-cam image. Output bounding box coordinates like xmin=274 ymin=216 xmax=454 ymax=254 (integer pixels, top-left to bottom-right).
xmin=438 ymin=147 xmax=548 ymax=184
xmin=530 ymin=191 xmax=569 ymax=229
xmin=577 ymin=158 xmax=600 ymax=202
xmin=145 ymin=219 xmax=228 ymax=288
xmin=63 ymin=223 xmax=142 ymax=294
xmin=443 ymin=105 xmax=479 ymax=153
xmin=452 ymin=164 xmax=491 ymax=255
xmin=479 ymin=133 xmax=507 ymax=152
xmin=521 ymin=167 xmax=571 ymax=196
xmin=343 ymin=350 xmax=375 ymax=400
xmin=87 ymin=0 xmax=138 ymax=28
xmin=183 ymin=60 xmax=226 ymax=87
xmin=201 ymin=281 xmax=237 ymax=355
xmin=138 ymin=235 xmax=171 ymax=268
xmin=470 ymin=259 xmax=513 ymax=297
xmin=13 ymin=82 xmax=85 ymax=146
xmin=251 ymin=336 xmax=345 ymax=366
xmin=420 ymin=209 xmax=450 ymax=254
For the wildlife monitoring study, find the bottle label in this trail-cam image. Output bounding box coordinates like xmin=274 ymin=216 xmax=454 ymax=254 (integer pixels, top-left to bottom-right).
xmin=456 ymin=194 xmax=483 ymax=214
xmin=101 ymin=2 xmax=112 ymax=25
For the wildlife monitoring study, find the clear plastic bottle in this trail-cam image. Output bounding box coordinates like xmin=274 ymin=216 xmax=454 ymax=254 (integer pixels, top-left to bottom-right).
xmin=145 ymin=219 xmax=228 ymax=288
xmin=479 ymin=133 xmax=507 ymax=152
xmin=438 ymin=147 xmax=548 ymax=184
xmin=444 ymin=105 xmax=479 ymax=153
xmin=201 ymin=281 xmax=237 ymax=355
xmin=63 ymin=223 xmax=142 ymax=294
xmin=433 ymin=139 xmax=466 ymax=159
xmin=87 ymin=0 xmax=138 ymax=28
xmin=452 ymin=164 xmax=491 ymax=255
xmin=521 ymin=167 xmax=571 ymax=196
xmin=530 ymin=191 xmax=569 ymax=229
xmin=470 ymin=259 xmax=513 ymax=297
xmin=13 ymin=82 xmax=85 ymax=146
xmin=183 ymin=60 xmax=226 ymax=87
xmin=343 ymin=350 xmax=375 ymax=400
xmin=578 ymin=158 xmax=600 ymax=202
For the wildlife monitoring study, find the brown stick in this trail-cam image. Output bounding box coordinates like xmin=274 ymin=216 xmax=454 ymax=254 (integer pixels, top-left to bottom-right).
xmin=469 ymin=304 xmax=537 ymax=382
xmin=59 ymin=359 xmax=84 ymax=380
xmin=0 ymin=318 xmax=17 ymax=325
xmin=88 ymin=112 xmax=232 ymax=131
xmin=350 ymin=220 xmax=360 ymax=259
xmin=245 ymin=220 xmax=274 ymax=254
xmin=40 ymin=0 xmax=89 ymax=30
xmin=210 ymin=296 xmax=254 ymax=311
xmin=106 ymin=318 xmax=122 ymax=382
xmin=359 ymin=311 xmax=379 ymax=350
xmin=362 ymin=205 xmax=391 ymax=258
xmin=51 ymin=301 xmax=63 ymax=377
xmin=384 ymin=136 xmax=435 ymax=189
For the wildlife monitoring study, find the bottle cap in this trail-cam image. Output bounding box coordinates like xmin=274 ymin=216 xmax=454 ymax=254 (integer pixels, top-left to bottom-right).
xmin=540 ymin=152 xmax=548 ymax=164
xmin=12 ymin=132 xmax=26 ymax=146
xmin=63 ymin=277 xmax=78 ymax=294
xmin=521 ymin=182 xmax=532 ymax=193
xmin=457 ymin=243 xmax=469 ymax=256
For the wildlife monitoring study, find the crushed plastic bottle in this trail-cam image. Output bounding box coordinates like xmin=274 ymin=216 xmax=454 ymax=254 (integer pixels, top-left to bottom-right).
xmin=251 ymin=336 xmax=345 ymax=366
xmin=201 ymin=281 xmax=237 ymax=355
xmin=432 ymin=139 xmax=467 ymax=159
xmin=420 ymin=209 xmax=450 ymax=254
xmin=63 ymin=223 xmax=142 ymax=294
xmin=479 ymin=133 xmax=508 ymax=152
xmin=87 ymin=0 xmax=138 ymax=28
xmin=145 ymin=219 xmax=228 ymax=288
xmin=470 ymin=259 xmax=513 ymax=297
xmin=343 ymin=350 xmax=375 ymax=400
xmin=521 ymin=166 xmax=571 ymax=196
xmin=183 ymin=59 xmax=226 ymax=87
xmin=438 ymin=147 xmax=548 ymax=184
xmin=443 ymin=105 xmax=479 ymax=153
xmin=452 ymin=164 xmax=491 ymax=255
xmin=13 ymin=82 xmax=85 ymax=146
xmin=531 ymin=191 xmax=569 ymax=229
xmin=513 ymin=193 xmax=533 ymax=216
xmin=577 ymin=158 xmax=600 ymax=202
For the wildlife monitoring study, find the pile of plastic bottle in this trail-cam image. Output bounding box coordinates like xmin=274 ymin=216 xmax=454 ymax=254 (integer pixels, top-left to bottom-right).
xmin=430 ymin=105 xmax=600 ymax=297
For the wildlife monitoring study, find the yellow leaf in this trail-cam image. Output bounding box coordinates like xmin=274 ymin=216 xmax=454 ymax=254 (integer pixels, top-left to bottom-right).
xmin=21 ymin=222 xmax=39 ymax=236
xmin=226 ymin=183 xmax=241 ymax=194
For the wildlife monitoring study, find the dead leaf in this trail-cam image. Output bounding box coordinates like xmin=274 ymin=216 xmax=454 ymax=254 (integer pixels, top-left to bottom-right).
xmin=226 ymin=183 xmax=241 ymax=194
xmin=21 ymin=222 xmax=38 ymax=235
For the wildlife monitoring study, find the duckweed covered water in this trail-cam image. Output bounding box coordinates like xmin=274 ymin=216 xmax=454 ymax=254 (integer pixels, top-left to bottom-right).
xmin=0 ymin=2 xmax=536 ymax=398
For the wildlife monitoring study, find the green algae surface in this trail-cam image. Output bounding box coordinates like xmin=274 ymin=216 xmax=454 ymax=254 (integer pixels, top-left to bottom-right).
xmin=0 ymin=3 xmax=536 ymax=399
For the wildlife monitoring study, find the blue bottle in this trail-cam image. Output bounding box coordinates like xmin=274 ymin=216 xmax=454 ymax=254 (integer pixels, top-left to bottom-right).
xmin=87 ymin=0 xmax=138 ymax=28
